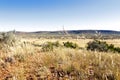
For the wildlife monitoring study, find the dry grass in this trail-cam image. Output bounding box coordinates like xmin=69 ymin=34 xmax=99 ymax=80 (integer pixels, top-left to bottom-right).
xmin=0 ymin=38 xmax=120 ymax=80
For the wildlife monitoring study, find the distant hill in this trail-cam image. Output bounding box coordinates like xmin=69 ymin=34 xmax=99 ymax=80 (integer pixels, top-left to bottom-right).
xmin=6 ymin=30 xmax=120 ymax=39
xmin=32 ymin=30 xmax=120 ymax=34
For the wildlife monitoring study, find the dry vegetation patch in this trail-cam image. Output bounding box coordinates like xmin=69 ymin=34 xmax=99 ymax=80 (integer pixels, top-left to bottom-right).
xmin=0 ymin=35 xmax=120 ymax=79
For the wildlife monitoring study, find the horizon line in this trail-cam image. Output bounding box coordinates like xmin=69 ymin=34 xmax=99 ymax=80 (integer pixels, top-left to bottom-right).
xmin=0 ymin=29 xmax=120 ymax=32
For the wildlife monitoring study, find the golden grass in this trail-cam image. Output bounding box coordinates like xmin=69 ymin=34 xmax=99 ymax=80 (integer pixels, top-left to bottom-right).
xmin=0 ymin=38 xmax=120 ymax=80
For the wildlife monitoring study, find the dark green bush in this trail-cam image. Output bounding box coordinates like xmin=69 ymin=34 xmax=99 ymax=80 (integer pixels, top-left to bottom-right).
xmin=87 ymin=40 xmax=120 ymax=53
xmin=114 ymin=47 xmax=120 ymax=53
xmin=87 ymin=40 xmax=108 ymax=52
xmin=63 ymin=41 xmax=79 ymax=49
xmin=107 ymin=44 xmax=115 ymax=52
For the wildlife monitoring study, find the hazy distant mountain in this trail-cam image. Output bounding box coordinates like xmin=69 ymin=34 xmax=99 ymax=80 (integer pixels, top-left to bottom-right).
xmin=11 ymin=30 xmax=120 ymax=39
xmin=32 ymin=30 xmax=120 ymax=34
xmin=3 ymin=30 xmax=119 ymax=35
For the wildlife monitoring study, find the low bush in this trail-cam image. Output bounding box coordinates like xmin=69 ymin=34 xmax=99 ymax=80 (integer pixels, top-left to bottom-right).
xmin=107 ymin=44 xmax=115 ymax=52
xmin=87 ymin=40 xmax=120 ymax=53
xmin=52 ymin=41 xmax=60 ymax=47
xmin=63 ymin=41 xmax=79 ymax=49
xmin=41 ymin=42 xmax=54 ymax=52
xmin=114 ymin=47 xmax=120 ymax=53
xmin=41 ymin=41 xmax=60 ymax=52
xmin=87 ymin=40 xmax=108 ymax=52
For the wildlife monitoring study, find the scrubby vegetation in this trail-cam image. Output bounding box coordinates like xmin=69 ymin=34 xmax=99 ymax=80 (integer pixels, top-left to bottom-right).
xmin=87 ymin=40 xmax=108 ymax=52
xmin=0 ymin=32 xmax=16 ymax=49
xmin=41 ymin=41 xmax=79 ymax=52
xmin=87 ymin=40 xmax=120 ymax=53
xmin=63 ymin=41 xmax=79 ymax=49
xmin=0 ymin=32 xmax=120 ymax=80
xmin=41 ymin=41 xmax=60 ymax=52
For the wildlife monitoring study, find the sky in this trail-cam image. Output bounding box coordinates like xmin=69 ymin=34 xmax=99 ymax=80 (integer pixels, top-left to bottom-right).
xmin=0 ymin=0 xmax=120 ymax=32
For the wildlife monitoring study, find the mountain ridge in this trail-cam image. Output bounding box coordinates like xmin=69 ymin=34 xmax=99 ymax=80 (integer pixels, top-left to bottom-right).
xmin=1 ymin=30 xmax=119 ymax=34
xmin=30 ymin=30 xmax=120 ymax=34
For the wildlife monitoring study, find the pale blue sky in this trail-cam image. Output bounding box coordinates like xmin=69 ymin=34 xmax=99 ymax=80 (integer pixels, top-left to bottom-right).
xmin=0 ymin=0 xmax=120 ymax=31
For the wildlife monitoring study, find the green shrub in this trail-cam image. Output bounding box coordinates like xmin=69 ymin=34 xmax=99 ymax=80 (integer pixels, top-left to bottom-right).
xmin=63 ymin=41 xmax=79 ymax=49
xmin=41 ymin=42 xmax=53 ymax=52
xmin=52 ymin=41 xmax=60 ymax=47
xmin=114 ymin=47 xmax=120 ymax=53
xmin=87 ymin=40 xmax=108 ymax=52
xmin=107 ymin=44 xmax=115 ymax=52
xmin=41 ymin=41 xmax=60 ymax=52
xmin=87 ymin=40 xmax=120 ymax=53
